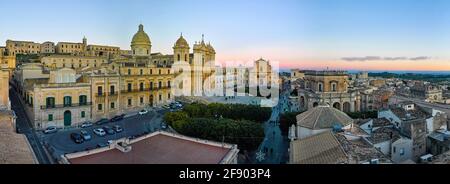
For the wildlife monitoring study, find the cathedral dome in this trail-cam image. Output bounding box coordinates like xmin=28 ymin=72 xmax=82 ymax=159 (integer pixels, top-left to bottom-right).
xmin=174 ymin=34 xmax=189 ymax=48
xmin=131 ymin=24 xmax=151 ymax=46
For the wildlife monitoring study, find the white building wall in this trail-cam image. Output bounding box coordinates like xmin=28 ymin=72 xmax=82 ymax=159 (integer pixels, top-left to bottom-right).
xmin=374 ymin=140 xmax=391 ymax=155
xmin=391 ymin=138 xmax=413 ymax=163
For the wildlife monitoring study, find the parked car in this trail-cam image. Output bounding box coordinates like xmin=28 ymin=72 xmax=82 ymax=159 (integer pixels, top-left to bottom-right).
xmin=97 ymin=142 xmax=108 ymax=148
xmin=138 ymin=109 xmax=148 ymax=115
xmin=112 ymin=125 xmax=123 ymax=133
xmin=93 ymin=128 xmax=106 ymax=136
xmin=80 ymin=130 xmax=91 ymax=141
xmin=81 ymin=121 xmax=93 ymax=128
xmin=43 ymin=126 xmax=58 ymax=134
xmin=162 ymin=105 xmax=170 ymax=109
xmin=103 ymin=126 xmax=115 ymax=135
xmin=70 ymin=133 xmax=84 ymax=144
xmin=95 ymin=118 xmax=109 ymax=125
xmin=110 ymin=114 xmax=125 ymax=122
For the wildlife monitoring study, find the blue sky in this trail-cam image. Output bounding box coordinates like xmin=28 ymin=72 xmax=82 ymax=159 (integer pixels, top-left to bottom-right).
xmin=1 ymin=0 xmax=450 ymax=70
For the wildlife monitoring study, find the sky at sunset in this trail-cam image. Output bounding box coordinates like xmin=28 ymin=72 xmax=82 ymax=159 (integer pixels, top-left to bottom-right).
xmin=1 ymin=0 xmax=450 ymax=71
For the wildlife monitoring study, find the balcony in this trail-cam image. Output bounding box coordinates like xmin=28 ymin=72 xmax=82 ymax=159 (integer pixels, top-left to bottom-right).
xmin=40 ymin=102 xmax=92 ymax=110
xmin=120 ymin=87 xmax=171 ymax=93
xmin=95 ymin=92 xmax=119 ymax=97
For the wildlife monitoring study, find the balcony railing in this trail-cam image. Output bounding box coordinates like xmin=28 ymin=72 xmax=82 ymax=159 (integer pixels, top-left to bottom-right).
xmin=120 ymin=87 xmax=171 ymax=93
xmin=95 ymin=92 xmax=119 ymax=97
xmin=41 ymin=102 xmax=92 ymax=109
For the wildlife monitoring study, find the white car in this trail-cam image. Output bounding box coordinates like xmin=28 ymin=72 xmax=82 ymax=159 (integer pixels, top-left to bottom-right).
xmin=138 ymin=109 xmax=148 ymax=115
xmin=43 ymin=126 xmax=58 ymax=134
xmin=81 ymin=121 xmax=93 ymax=128
xmin=93 ymin=128 xmax=106 ymax=136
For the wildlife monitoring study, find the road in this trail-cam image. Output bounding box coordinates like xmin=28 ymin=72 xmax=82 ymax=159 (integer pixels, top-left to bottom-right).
xmin=255 ymin=83 xmax=290 ymax=164
xmin=391 ymin=95 xmax=450 ymax=114
xmin=39 ymin=108 xmax=169 ymax=161
xmin=10 ymin=87 xmax=52 ymax=164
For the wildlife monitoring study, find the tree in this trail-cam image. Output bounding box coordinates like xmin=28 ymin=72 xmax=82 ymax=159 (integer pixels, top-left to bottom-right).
xmin=163 ymin=111 xmax=189 ymax=126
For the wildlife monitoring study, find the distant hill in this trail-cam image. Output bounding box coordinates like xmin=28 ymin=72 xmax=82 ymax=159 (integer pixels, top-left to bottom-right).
xmin=368 ymin=72 xmax=450 ymax=83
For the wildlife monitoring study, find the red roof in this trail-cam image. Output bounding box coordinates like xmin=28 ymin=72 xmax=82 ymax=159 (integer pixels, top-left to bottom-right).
xmin=68 ymin=133 xmax=233 ymax=164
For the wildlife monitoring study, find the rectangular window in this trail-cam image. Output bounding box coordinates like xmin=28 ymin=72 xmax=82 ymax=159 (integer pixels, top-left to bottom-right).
xmin=158 ymin=81 xmax=162 ymax=89
xmin=128 ymin=83 xmax=132 ymax=92
xmin=168 ymin=81 xmax=171 ymax=88
xmin=159 ymin=94 xmax=162 ymax=101
xmin=111 ymin=102 xmax=115 ymax=109
xmin=128 ymin=99 xmax=132 ymax=106
xmin=168 ymin=93 xmax=171 ymax=99
xmin=150 ymin=69 xmax=153 ymax=75
xmin=98 ymin=86 xmax=103 ymax=96
xmin=98 ymin=104 xmax=103 ymax=111
xmin=48 ymin=114 xmax=53 ymax=121
xmin=400 ymin=148 xmax=405 ymax=156
xmin=81 ymin=111 xmax=85 ymax=118
xmin=140 ymin=97 xmax=144 ymax=104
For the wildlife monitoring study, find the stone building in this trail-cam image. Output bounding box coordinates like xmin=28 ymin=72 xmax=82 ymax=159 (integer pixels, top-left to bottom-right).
xmin=40 ymin=41 xmax=55 ymax=54
xmin=23 ymin=68 xmax=91 ymax=129
xmin=290 ymin=69 xmax=305 ymax=81
xmin=55 ymin=37 xmax=87 ymax=55
xmin=6 ymin=40 xmax=41 ymax=55
xmin=40 ymin=55 xmax=108 ymax=70
xmin=0 ymin=46 xmax=16 ymax=71
xmin=297 ymin=70 xmax=360 ymax=112
xmin=369 ymin=79 xmax=386 ymax=87
xmin=410 ymin=82 xmax=443 ymax=103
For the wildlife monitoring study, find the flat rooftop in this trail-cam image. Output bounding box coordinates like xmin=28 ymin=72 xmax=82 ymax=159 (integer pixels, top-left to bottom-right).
xmin=67 ymin=132 xmax=237 ymax=164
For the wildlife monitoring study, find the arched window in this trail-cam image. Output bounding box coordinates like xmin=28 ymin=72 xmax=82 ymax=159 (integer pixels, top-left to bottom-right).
xmin=177 ymin=54 xmax=180 ymax=61
xmin=331 ymin=82 xmax=337 ymax=92
xmin=318 ymin=83 xmax=323 ymax=92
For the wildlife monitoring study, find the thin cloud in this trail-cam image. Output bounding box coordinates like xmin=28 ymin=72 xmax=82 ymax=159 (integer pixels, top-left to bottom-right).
xmin=342 ymin=56 xmax=431 ymax=62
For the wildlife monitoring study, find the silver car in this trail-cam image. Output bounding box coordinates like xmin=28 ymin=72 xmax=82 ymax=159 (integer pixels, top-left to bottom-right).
xmin=80 ymin=130 xmax=92 ymax=141
xmin=43 ymin=126 xmax=58 ymax=134
xmin=93 ymin=128 xmax=106 ymax=136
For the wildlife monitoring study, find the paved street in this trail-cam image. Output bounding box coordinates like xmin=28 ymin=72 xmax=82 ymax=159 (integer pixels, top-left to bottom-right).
xmin=10 ymin=87 xmax=52 ymax=164
xmin=255 ymin=83 xmax=290 ymax=164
